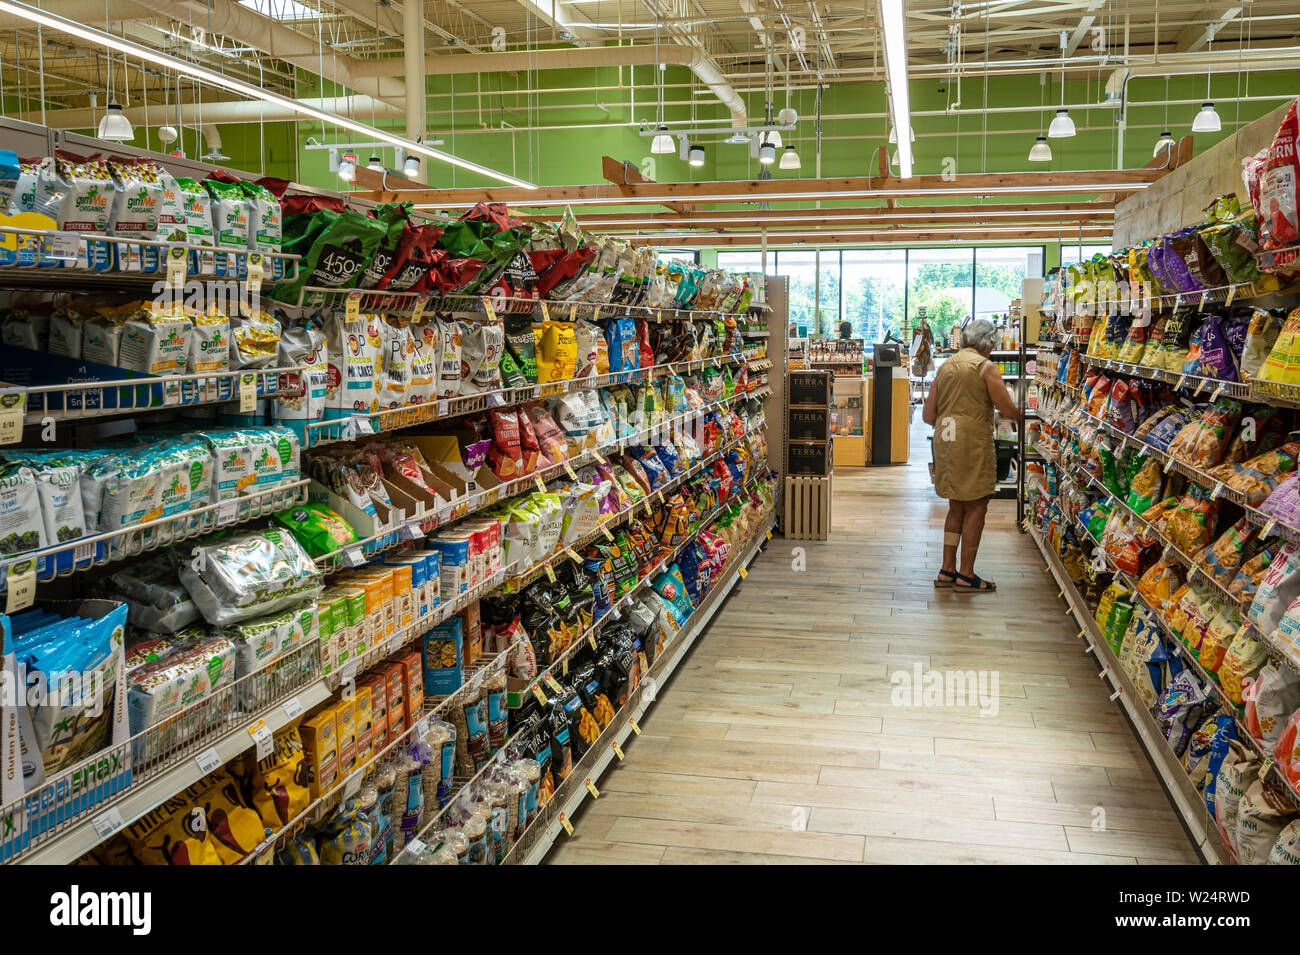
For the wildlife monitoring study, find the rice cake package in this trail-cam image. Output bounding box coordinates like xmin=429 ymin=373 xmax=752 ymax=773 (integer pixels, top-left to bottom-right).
xmin=378 ymin=314 xmax=413 ymax=410
xmin=323 ymin=311 xmax=382 ymax=418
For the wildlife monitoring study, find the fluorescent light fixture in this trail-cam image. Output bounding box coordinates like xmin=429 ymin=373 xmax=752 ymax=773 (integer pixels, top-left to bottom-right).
xmin=97 ymin=103 xmax=134 ymax=141
xmin=879 ymin=0 xmax=913 ymax=178
xmin=1153 ymin=130 xmax=1176 ymax=156
xmin=778 ymin=145 xmax=801 ymax=170
xmin=1047 ymin=109 xmax=1075 ymax=138
xmin=238 ymin=0 xmax=320 ymax=21
xmin=0 ymin=0 xmax=535 ymax=189
xmin=337 ymin=152 xmax=357 ymax=182
xmin=567 ymin=209 xmax=1114 ymax=226
xmin=689 ymin=144 xmax=705 ymax=167
xmin=650 ymin=125 xmax=675 ymax=154
xmin=1028 ymin=136 xmax=1052 ymax=162
xmin=367 ymin=155 xmax=383 ymax=171
xmin=759 ymin=141 xmax=776 ymax=165
xmin=404 ymin=155 xmax=421 ymax=178
xmin=1192 ymin=102 xmax=1221 ymax=133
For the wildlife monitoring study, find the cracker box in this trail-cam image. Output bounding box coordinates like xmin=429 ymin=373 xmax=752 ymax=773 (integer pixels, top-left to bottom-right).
xmin=421 ymin=617 xmax=463 ymax=695
xmin=298 ymin=708 xmax=338 ymax=799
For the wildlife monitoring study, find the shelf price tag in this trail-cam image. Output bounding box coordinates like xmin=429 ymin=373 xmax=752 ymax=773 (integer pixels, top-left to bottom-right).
xmin=612 ymin=741 xmax=625 ymax=760
xmin=600 ymin=525 xmax=614 ymax=542
xmin=195 ymin=746 xmax=222 ymax=775
xmin=559 ymin=813 xmax=574 ymax=836
xmin=544 ymin=674 xmax=564 ymax=694
xmin=0 ymin=388 xmax=26 ymax=446
xmin=588 ymin=633 xmax=598 ymax=651
xmin=91 ymin=807 xmax=125 ymax=839
xmin=737 ymin=565 xmax=748 ymax=580
xmin=1226 ymin=285 xmax=1238 ymax=306
xmin=481 ymin=296 xmax=498 ymax=321
xmin=565 ymin=547 xmax=582 ymax=564
xmin=411 ymin=295 xmax=428 ymax=322
xmin=5 ymin=560 xmax=36 ymax=614
xmin=1263 ymin=519 xmax=1278 ymax=538
xmin=534 ymin=473 xmax=548 ymax=493
xmin=45 ymin=231 xmax=80 ymax=261
xmin=1200 ymin=290 xmax=1209 ymax=308
xmin=544 ymin=561 xmax=557 ymax=583
xmin=166 ymin=245 xmax=187 ymax=289
xmin=765 ymin=528 xmax=773 ymax=540
xmin=590 ymin=449 xmax=605 ymax=466
xmin=584 ymin=777 xmax=600 ymax=799
xmin=1175 ymin=375 xmax=1188 ymax=391
xmin=239 ymin=373 xmax=257 ymax=413
xmin=540 ymin=301 xmax=550 ymax=321
xmin=246 ymin=253 xmax=264 ymax=294
xmin=283 ymin=696 xmax=304 ymax=719
xmin=563 ymin=460 xmax=577 ymax=480
xmin=530 ymin=684 xmax=548 ymax=705
xmin=341 ymin=546 xmax=367 ymax=568
xmin=345 ymin=290 xmax=362 ymax=321
xmin=628 ymin=718 xmax=642 ymax=736
xmin=247 ymin=719 xmax=274 ymax=760
xmin=1212 ymin=482 xmax=1225 ymax=500
xmin=349 ymin=415 xmax=375 ymax=438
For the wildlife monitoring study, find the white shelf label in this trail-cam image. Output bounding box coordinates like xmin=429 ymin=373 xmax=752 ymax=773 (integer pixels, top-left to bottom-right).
xmin=239 ymin=374 xmax=257 ymax=413
xmin=0 ymin=388 xmax=26 ymax=446
xmin=402 ymin=837 xmax=427 ymax=858
xmin=45 ymin=231 xmax=80 ymax=261
xmin=216 ymin=499 xmax=240 ymax=525
xmin=246 ymin=253 xmax=264 ymax=294
xmin=195 ymin=747 xmax=222 ymax=774
xmin=349 ymin=415 xmax=374 ymax=438
xmin=166 ymin=245 xmax=187 ymax=289
xmin=341 ymin=547 xmax=366 ymax=568
xmin=91 ymin=807 xmax=125 ymax=838
xmin=248 ymin=718 xmax=274 ymax=760
xmin=283 ymin=696 xmax=304 ymax=719
xmin=5 ymin=561 xmax=36 ymax=614
xmin=343 ymin=770 xmax=363 ymax=799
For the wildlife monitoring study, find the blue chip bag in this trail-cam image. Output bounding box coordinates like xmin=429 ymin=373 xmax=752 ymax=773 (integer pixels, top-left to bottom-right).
xmin=634 ymin=446 xmax=669 ymax=489
xmin=652 ymin=563 xmax=694 ymax=625
xmin=677 ymin=541 xmax=705 ymax=604
xmin=653 ymin=441 xmax=682 ymax=475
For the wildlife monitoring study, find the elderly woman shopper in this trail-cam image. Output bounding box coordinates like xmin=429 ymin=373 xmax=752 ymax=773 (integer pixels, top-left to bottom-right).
xmin=921 ymin=319 xmax=1021 ymax=593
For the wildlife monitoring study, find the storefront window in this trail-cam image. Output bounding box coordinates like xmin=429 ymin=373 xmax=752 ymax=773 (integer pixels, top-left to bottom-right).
xmin=974 ymin=246 xmax=1043 ymax=323
xmin=1059 ymin=242 xmax=1112 ymax=266
xmin=841 ymin=249 xmax=906 ymax=342
xmin=907 ymin=248 xmax=975 ymax=343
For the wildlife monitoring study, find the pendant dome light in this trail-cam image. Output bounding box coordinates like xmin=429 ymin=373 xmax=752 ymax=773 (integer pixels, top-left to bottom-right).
xmin=778 ymin=143 xmax=801 ymax=170
xmin=759 ymin=141 xmax=777 ymax=165
xmin=1153 ymin=77 xmax=1175 ymax=156
xmin=96 ymin=53 xmax=133 ymax=141
xmin=648 ymin=17 xmax=676 ymax=156
xmin=1047 ymin=31 xmax=1075 ymax=138
xmin=1028 ymin=73 xmax=1051 ymax=161
xmin=1192 ymin=35 xmax=1221 ymax=133
xmin=650 ymin=126 xmax=675 ymax=153
xmin=688 ymin=143 xmax=705 ymax=167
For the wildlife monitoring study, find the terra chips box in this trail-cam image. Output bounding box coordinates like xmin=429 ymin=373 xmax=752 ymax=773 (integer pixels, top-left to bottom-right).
xmin=358 ymin=674 xmax=388 ymax=753
xmin=334 ymin=698 xmax=357 ymax=775
xmin=299 ymin=708 xmax=338 ymax=799
xmin=376 ymin=662 xmax=406 ymax=743
xmin=352 ymin=683 xmax=374 ymax=765
xmin=396 ymin=650 xmax=424 ymax=725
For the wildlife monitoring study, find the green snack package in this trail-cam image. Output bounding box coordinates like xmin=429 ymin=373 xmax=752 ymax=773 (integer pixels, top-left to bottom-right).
xmin=500 ymin=349 xmax=528 ymax=388
xmin=274 ymin=500 xmax=360 ymax=557
xmin=271 ymin=208 xmax=390 ymax=306
xmin=1105 ymin=597 xmax=1135 ymax=656
xmin=504 ymin=314 xmax=538 ymax=383
xmin=359 ymin=201 xmax=411 ymax=289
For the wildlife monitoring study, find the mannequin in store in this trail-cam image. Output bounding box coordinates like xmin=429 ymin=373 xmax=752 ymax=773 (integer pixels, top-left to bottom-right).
xmin=921 ymin=319 xmax=1021 ymax=593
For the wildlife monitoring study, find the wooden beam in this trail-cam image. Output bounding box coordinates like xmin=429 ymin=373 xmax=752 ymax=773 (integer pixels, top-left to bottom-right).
xmin=600 ymin=156 xmax=688 ymax=215
xmin=878 ymin=148 xmax=898 ymax=210
xmin=351 ymin=168 xmax=1166 ymax=209
xmin=520 ymin=202 xmax=1116 ymax=228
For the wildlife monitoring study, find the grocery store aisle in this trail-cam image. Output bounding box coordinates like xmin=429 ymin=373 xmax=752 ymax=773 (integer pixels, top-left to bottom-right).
xmin=545 ymin=427 xmax=1201 ymax=865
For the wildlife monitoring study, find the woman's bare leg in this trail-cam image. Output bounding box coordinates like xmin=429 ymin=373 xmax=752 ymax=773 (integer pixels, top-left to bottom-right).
xmin=941 ymin=500 xmax=965 ymax=574
xmin=958 ymin=496 xmax=991 ymax=579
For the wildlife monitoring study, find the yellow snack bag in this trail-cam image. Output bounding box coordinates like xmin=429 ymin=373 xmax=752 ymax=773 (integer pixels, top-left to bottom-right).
xmin=534 ymin=320 xmax=577 ymax=383
xmin=1260 ymin=307 xmax=1300 ymax=384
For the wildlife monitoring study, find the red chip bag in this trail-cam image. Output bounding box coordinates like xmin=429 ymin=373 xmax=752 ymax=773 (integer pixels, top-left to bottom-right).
xmin=712 ymin=460 xmax=733 ymax=498
xmin=517 ymin=407 xmax=542 ymax=472
xmin=1260 ymin=99 xmax=1300 ymax=251
xmin=638 ymin=318 xmax=654 ymax=369
xmin=431 ymin=257 xmax=486 ymax=294
xmin=524 ymin=403 xmax=568 ymax=464
xmin=488 ymin=408 xmax=523 ymax=479
xmin=381 ymin=224 xmax=445 ymax=292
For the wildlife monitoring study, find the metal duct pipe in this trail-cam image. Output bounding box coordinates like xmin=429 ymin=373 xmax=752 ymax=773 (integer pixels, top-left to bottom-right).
xmin=347 ymin=44 xmax=749 ymax=126
xmin=17 ymin=94 xmax=401 ymax=128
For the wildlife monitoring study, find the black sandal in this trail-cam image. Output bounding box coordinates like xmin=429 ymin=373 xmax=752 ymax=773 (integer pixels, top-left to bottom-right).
xmin=953 ymin=572 xmax=997 ymax=593
xmin=934 ymin=569 xmax=958 ymax=588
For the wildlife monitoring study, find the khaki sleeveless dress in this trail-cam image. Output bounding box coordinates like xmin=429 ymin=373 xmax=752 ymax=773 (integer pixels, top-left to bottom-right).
xmin=931 ymin=347 xmax=997 ymax=501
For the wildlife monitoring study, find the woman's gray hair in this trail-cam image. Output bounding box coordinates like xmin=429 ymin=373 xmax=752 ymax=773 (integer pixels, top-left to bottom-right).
xmin=959 ymin=319 xmax=998 ymax=353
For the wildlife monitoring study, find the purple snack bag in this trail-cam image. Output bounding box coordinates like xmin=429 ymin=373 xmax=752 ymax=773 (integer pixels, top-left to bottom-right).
xmin=1261 ymin=473 xmax=1300 ymax=530
xmin=1197 ymin=314 xmax=1237 ymax=381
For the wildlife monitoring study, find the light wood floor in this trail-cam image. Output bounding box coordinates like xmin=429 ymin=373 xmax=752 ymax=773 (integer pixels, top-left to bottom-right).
xmin=544 ymin=428 xmax=1200 ymax=865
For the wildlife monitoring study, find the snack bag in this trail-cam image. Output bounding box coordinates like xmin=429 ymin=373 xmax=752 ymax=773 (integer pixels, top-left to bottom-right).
xmin=1258 ymin=98 xmax=1300 ymax=250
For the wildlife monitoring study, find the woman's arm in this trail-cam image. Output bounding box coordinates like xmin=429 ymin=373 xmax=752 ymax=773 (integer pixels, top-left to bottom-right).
xmin=922 ymin=381 xmax=938 ymax=426
xmin=982 ymin=361 xmax=1022 ymax=421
